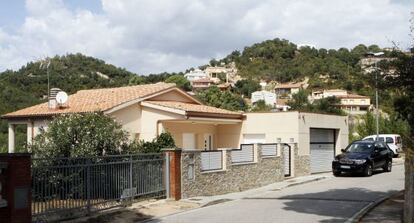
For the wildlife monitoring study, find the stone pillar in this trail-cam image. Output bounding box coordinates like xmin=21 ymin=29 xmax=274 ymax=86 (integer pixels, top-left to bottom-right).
xmin=8 ymin=124 xmax=15 ymax=153
xmin=0 ymin=153 xmax=32 ymax=223
xmin=163 ymin=148 xmax=182 ymax=200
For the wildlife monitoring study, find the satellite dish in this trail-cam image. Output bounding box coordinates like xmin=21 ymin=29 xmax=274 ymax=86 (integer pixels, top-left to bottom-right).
xmin=56 ymin=91 xmax=68 ymax=104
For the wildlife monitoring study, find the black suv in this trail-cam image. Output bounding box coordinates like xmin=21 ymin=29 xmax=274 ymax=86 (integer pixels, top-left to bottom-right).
xmin=332 ymin=140 xmax=393 ymax=177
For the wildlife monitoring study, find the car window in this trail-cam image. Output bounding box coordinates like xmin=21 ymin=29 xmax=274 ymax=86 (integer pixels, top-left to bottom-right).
xmin=346 ymin=143 xmax=374 ymax=153
xmin=386 ymin=137 xmax=394 ymax=144
xmin=396 ymin=136 xmax=401 ymax=144
xmin=375 ymin=142 xmax=388 ymax=151
xmin=376 ymin=137 xmax=385 ymax=142
xmin=365 ymin=137 xmax=374 ymax=141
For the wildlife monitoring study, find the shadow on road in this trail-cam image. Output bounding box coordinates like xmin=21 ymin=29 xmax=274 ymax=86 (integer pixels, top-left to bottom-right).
xmin=245 ymin=188 xmax=398 ymax=223
xmin=280 ymin=188 xmax=398 ymax=223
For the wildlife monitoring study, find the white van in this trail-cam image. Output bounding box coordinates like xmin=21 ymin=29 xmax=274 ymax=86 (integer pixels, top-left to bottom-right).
xmin=362 ymin=134 xmax=402 ymax=157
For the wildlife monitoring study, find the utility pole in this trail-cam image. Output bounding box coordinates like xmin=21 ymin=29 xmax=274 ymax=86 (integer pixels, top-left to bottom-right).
xmin=370 ymin=52 xmax=384 ymax=140
xmin=375 ymin=60 xmax=379 ymax=139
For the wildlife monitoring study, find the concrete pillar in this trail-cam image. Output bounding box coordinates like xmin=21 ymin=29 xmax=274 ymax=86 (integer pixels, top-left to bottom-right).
xmin=162 ymin=148 xmax=182 ymax=200
xmin=26 ymin=122 xmax=33 ymax=146
xmin=8 ymin=124 xmax=15 ymax=153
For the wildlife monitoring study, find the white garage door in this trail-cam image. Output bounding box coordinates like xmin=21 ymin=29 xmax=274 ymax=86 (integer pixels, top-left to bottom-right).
xmin=243 ymin=134 xmax=266 ymax=144
xmin=310 ymin=129 xmax=335 ymax=173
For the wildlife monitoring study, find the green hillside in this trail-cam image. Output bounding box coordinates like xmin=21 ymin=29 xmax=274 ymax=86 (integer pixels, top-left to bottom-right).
xmin=0 ymin=40 xmax=402 ymax=151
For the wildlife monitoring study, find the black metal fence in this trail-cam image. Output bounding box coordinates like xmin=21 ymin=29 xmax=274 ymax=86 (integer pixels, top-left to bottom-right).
xmin=31 ymin=154 xmax=165 ymax=222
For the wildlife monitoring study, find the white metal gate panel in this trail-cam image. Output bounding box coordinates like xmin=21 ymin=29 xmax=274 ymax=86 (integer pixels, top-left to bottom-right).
xmin=261 ymin=144 xmax=277 ymax=157
xmin=310 ymin=128 xmax=335 ymax=173
xmin=310 ymin=144 xmax=335 ymax=173
xmin=231 ymin=144 xmax=254 ymax=163
xmin=310 ymin=129 xmax=334 ymax=143
xmin=283 ymin=145 xmax=291 ymax=176
xmin=201 ymin=151 xmax=222 ymax=171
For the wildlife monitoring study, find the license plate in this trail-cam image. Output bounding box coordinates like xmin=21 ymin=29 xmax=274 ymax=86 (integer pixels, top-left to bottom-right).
xmin=340 ymin=165 xmax=351 ymax=169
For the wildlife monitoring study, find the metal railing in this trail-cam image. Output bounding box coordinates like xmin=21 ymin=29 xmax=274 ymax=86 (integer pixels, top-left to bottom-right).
xmin=31 ymin=154 xmax=165 ymax=222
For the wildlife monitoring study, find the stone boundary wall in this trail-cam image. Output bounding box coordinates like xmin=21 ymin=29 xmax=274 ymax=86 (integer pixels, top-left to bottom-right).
xmin=181 ymin=144 xmax=288 ymax=198
xmin=293 ymin=144 xmax=311 ymax=177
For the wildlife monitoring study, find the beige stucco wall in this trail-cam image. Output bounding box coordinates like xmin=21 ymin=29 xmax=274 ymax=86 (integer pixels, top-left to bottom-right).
xmin=297 ymin=112 xmax=349 ymax=156
xmin=242 ymin=112 xmax=300 ymax=145
xmin=163 ymin=122 xmax=220 ymax=149
xmin=140 ymin=106 xmax=183 ymax=141
xmin=242 ymin=112 xmax=349 ymax=156
xmin=26 ymin=120 xmax=50 ymax=144
xmin=110 ymin=104 xmax=141 ymax=140
xmin=216 ymin=124 xmax=242 ymax=149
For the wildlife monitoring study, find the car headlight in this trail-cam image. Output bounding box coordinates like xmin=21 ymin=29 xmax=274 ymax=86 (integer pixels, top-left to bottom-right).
xmin=352 ymin=159 xmax=366 ymax=165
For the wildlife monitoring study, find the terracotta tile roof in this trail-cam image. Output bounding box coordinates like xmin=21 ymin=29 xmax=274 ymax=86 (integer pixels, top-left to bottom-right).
xmin=145 ymin=101 xmax=243 ymax=116
xmin=191 ymin=78 xmax=214 ymax=83
xmin=2 ymin=83 xmax=176 ymax=118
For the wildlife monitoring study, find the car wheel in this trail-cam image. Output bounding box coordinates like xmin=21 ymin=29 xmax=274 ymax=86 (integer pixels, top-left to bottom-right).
xmin=383 ymin=160 xmax=392 ymax=172
xmin=333 ymin=171 xmax=341 ymax=177
xmin=364 ymin=164 xmax=373 ymax=177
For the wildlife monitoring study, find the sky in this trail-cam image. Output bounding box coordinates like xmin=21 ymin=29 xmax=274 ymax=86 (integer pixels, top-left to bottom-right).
xmin=0 ymin=0 xmax=413 ymax=75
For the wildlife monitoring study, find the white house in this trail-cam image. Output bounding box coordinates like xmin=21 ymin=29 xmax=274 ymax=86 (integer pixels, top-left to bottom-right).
xmin=184 ymin=69 xmax=208 ymax=81
xmin=251 ymin=90 xmax=276 ymax=106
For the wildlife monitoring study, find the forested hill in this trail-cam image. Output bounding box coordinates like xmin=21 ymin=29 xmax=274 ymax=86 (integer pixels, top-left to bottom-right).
xmin=216 ymin=38 xmax=398 ymax=92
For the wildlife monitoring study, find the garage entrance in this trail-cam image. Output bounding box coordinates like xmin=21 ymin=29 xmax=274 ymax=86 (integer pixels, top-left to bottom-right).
xmin=310 ymin=128 xmax=336 ymax=173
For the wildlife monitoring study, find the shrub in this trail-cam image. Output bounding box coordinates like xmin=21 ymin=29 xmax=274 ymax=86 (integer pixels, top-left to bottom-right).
xmin=30 ymin=113 xmax=129 ymax=158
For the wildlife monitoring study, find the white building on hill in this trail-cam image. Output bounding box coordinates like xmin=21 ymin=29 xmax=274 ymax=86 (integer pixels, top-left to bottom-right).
xmin=184 ymin=69 xmax=208 ymax=81
xmin=251 ymin=90 xmax=276 ymax=106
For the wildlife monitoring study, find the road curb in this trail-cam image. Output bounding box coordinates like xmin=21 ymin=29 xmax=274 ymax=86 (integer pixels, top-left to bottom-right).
xmin=344 ymin=190 xmax=402 ymax=223
xmin=143 ymin=176 xmax=330 ymax=222
xmin=284 ymin=176 xmax=328 ymax=188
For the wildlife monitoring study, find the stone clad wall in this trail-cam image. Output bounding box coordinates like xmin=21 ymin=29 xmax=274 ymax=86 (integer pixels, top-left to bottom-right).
xmin=181 ymin=144 xmax=285 ymax=198
xmin=293 ymin=144 xmax=311 ymax=177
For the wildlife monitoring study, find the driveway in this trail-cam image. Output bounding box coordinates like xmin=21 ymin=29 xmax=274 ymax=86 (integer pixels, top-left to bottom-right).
xmin=152 ymin=164 xmax=404 ymax=223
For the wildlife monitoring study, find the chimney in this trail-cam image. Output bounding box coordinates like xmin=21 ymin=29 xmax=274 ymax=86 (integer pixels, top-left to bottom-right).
xmin=48 ymin=88 xmax=61 ymax=109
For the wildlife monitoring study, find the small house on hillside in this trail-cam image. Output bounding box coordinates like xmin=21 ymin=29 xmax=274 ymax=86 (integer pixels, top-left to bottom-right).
xmin=184 ymin=69 xmax=208 ymax=81
xmin=275 ymin=82 xmax=307 ymax=98
xmin=310 ymin=89 xmax=371 ymax=115
xmin=190 ymin=78 xmax=215 ymax=91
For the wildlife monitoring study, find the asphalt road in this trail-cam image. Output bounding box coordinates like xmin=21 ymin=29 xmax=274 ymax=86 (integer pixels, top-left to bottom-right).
xmin=154 ymin=164 xmax=404 ymax=223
